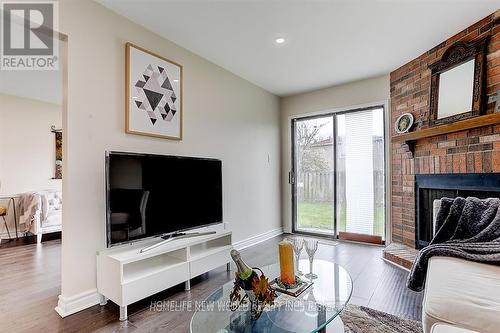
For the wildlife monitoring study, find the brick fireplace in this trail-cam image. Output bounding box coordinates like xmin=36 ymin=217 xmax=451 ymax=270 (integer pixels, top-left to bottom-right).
xmin=384 ymin=11 xmax=500 ymax=268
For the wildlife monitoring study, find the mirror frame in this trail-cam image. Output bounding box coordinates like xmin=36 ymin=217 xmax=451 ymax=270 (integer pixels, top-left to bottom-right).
xmin=428 ymin=35 xmax=490 ymax=127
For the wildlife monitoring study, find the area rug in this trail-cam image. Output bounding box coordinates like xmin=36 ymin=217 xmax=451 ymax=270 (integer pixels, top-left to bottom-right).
xmin=340 ymin=304 xmax=423 ymax=333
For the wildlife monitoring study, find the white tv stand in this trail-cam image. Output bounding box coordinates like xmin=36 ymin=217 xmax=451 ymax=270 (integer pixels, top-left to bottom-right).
xmin=96 ymin=226 xmax=232 ymax=321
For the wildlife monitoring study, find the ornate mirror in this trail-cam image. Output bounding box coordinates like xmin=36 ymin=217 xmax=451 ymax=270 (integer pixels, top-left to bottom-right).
xmin=428 ymin=36 xmax=490 ymax=126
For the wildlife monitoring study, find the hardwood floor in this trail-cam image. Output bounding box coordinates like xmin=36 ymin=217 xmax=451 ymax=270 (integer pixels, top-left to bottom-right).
xmin=0 ymin=236 xmax=423 ymax=332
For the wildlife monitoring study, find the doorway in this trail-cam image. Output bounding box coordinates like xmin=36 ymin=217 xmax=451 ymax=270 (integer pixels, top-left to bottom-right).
xmin=291 ymin=106 xmax=386 ymax=243
xmin=0 ymin=33 xmax=67 ymax=247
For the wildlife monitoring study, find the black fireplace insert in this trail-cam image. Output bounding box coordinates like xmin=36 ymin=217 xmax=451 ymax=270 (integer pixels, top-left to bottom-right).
xmin=415 ymin=173 xmax=500 ymax=249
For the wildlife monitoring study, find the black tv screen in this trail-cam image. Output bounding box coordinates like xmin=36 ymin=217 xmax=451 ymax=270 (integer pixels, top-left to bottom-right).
xmin=105 ymin=152 xmax=223 ymax=246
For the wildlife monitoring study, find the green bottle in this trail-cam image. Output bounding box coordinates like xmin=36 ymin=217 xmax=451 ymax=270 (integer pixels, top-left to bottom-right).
xmin=230 ymin=249 xmax=258 ymax=290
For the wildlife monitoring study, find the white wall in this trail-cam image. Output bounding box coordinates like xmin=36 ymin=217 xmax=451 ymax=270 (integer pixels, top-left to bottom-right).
xmin=280 ymin=75 xmax=390 ymax=233
xmin=58 ymin=0 xmax=281 ymax=309
xmin=0 ymin=94 xmax=62 ymax=230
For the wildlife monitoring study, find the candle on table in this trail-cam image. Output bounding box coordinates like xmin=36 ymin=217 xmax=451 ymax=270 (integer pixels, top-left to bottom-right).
xmin=279 ymin=240 xmax=295 ymax=285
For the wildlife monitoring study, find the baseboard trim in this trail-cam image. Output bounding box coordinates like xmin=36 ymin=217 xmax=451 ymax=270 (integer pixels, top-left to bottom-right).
xmin=54 ymin=288 xmax=101 ymax=318
xmin=233 ymin=227 xmax=283 ymax=251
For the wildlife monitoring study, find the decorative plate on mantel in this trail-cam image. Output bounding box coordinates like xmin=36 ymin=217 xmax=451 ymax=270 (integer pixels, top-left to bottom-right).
xmin=395 ymin=113 xmax=414 ymax=134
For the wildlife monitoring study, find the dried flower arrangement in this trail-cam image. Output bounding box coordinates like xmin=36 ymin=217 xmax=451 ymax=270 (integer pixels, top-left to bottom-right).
xmin=229 ymin=268 xmax=277 ymax=320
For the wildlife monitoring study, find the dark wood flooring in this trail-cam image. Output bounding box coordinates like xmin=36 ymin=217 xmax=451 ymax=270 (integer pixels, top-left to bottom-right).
xmin=0 ymin=232 xmax=61 ymax=248
xmin=0 ymin=235 xmax=423 ymax=332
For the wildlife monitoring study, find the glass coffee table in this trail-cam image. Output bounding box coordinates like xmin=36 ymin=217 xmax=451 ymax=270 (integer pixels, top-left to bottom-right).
xmin=190 ymin=259 xmax=352 ymax=333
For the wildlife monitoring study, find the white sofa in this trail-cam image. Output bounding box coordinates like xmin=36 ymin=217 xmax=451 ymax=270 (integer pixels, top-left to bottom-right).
xmin=36 ymin=190 xmax=62 ymax=243
xmin=422 ymin=200 xmax=500 ymax=333
xmin=423 ymin=256 xmax=500 ymax=333
xmin=431 ymin=324 xmax=480 ymax=333
xmin=19 ymin=190 xmax=62 ymax=243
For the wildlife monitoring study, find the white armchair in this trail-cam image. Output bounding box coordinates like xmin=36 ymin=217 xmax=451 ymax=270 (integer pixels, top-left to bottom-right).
xmin=422 ymin=199 xmax=500 ymax=333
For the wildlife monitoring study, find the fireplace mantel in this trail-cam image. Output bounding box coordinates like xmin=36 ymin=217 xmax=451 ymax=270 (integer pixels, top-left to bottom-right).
xmin=392 ymin=113 xmax=500 ymax=157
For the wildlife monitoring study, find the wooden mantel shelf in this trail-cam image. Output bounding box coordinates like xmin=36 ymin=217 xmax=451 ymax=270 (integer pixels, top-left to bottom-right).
xmin=393 ymin=113 xmax=500 ymax=142
xmin=392 ymin=113 xmax=500 ymax=156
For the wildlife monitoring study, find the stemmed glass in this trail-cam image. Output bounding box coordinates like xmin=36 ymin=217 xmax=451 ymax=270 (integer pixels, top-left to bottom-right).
xmin=288 ymin=237 xmax=304 ymax=276
xmin=304 ymin=239 xmax=319 ymax=280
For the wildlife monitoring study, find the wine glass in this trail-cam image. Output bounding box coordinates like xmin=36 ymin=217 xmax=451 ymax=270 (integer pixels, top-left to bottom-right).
xmin=288 ymin=237 xmax=304 ymax=276
xmin=304 ymin=239 xmax=319 ymax=279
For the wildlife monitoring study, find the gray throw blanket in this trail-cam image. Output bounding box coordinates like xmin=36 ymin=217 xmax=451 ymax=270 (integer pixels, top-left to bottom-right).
xmin=407 ymin=197 xmax=500 ymax=292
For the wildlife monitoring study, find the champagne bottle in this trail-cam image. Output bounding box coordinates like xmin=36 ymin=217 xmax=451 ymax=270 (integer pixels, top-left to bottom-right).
xmin=230 ymin=249 xmax=258 ymax=290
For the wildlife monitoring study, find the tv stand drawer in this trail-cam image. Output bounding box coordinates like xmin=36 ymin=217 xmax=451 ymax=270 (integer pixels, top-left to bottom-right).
xmin=189 ymin=247 xmax=231 ymax=278
xmin=123 ymin=261 xmax=189 ymax=305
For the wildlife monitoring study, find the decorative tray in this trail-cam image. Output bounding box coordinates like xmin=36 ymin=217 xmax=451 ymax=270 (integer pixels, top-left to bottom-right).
xmin=269 ymin=276 xmax=313 ymax=297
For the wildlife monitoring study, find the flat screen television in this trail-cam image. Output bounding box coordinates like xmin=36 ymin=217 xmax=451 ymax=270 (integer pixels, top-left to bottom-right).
xmin=105 ymin=151 xmax=223 ymax=247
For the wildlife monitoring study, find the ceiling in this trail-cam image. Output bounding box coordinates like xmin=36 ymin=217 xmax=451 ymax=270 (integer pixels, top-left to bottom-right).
xmin=101 ymin=1 xmax=497 ymax=96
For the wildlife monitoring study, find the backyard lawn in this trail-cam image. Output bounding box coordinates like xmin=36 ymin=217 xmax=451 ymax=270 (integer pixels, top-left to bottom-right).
xmin=297 ymin=202 xmax=384 ymax=237
xmin=297 ymin=202 xmax=335 ymax=231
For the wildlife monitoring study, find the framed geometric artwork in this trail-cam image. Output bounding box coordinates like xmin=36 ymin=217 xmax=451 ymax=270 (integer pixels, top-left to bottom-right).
xmin=125 ymin=42 xmax=183 ymax=140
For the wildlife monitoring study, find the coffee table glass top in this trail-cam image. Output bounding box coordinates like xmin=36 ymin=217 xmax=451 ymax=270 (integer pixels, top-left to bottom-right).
xmin=190 ymin=259 xmax=353 ymax=333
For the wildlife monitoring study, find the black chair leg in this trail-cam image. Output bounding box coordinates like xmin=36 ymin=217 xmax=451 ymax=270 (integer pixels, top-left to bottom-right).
xmin=10 ymin=198 xmax=18 ymax=239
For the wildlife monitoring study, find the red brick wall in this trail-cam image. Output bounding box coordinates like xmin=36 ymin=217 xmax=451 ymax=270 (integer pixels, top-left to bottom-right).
xmin=390 ymin=11 xmax=500 ymax=247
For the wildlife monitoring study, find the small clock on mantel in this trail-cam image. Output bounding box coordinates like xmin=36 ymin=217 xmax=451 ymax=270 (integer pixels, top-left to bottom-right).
xmin=394 ymin=113 xmax=414 ymax=134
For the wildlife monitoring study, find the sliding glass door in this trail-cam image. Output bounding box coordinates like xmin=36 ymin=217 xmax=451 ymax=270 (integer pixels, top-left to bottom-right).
xmin=293 ymin=115 xmax=335 ymax=235
xmin=335 ymin=108 xmax=385 ymax=239
xmin=292 ymin=107 xmax=385 ymax=241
